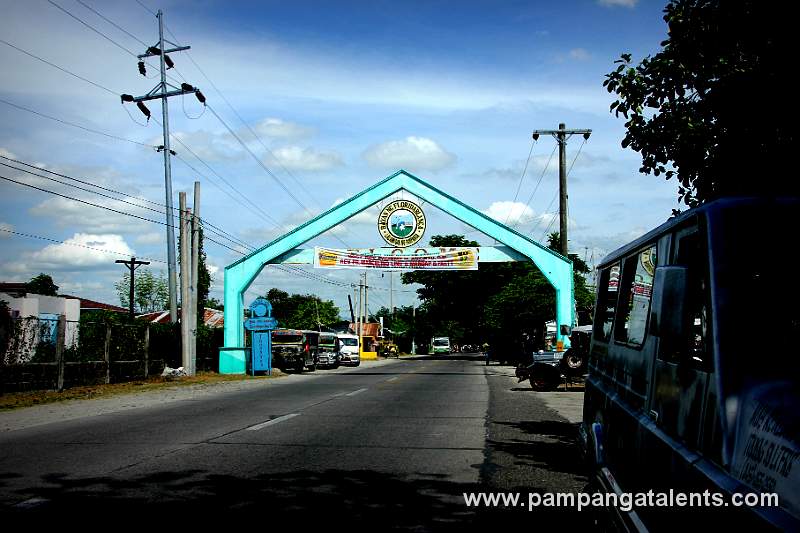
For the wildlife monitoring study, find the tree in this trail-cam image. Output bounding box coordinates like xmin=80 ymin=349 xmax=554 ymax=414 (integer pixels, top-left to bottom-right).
xmin=27 ymin=273 xmax=58 ymax=296
xmin=604 ymin=0 xmax=798 ymax=207
xmin=115 ymin=269 xmax=169 ymax=314
xmin=547 ymin=232 xmax=595 ymax=324
xmin=265 ymin=288 xmax=340 ymax=330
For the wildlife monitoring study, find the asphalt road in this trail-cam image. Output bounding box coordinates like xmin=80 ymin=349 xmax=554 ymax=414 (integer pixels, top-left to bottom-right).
xmin=0 ymin=355 xmax=591 ymax=529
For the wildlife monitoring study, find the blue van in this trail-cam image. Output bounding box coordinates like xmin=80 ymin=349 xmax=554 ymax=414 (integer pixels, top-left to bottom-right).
xmin=581 ymin=197 xmax=799 ymax=530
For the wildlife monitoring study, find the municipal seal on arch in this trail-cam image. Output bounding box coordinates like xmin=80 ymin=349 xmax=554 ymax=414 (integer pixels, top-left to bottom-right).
xmin=377 ymin=199 xmax=426 ymax=247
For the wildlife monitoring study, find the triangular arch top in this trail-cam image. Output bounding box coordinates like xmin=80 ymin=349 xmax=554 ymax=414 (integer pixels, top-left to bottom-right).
xmin=221 ymin=170 xmax=575 ymax=371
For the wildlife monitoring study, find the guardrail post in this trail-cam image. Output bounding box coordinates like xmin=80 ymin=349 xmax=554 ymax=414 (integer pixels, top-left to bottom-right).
xmin=104 ymin=324 xmax=112 ymax=384
xmin=55 ymin=315 xmax=66 ymax=392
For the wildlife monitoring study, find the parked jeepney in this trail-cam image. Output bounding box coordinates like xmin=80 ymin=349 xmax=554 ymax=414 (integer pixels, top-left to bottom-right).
xmin=317 ymin=332 xmax=340 ymax=368
xmin=271 ymin=329 xmax=318 ymax=372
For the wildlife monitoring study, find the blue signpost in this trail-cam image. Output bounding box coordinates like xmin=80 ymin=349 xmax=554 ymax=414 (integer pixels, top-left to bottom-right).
xmin=244 ymin=297 xmax=278 ymax=375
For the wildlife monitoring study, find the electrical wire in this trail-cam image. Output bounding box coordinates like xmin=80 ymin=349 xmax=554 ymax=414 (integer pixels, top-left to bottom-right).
xmin=0 ymin=97 xmax=155 ymax=148
xmin=513 ymin=143 xmax=557 ymax=229
xmin=503 ymin=138 xmax=536 ymax=226
xmin=0 ymin=38 xmax=118 ymax=96
xmin=75 ymin=0 xmax=149 ymax=48
xmin=0 ymin=227 xmax=167 ymax=263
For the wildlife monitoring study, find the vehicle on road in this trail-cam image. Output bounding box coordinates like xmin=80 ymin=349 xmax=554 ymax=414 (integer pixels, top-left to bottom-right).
xmin=431 ymin=336 xmax=451 ymax=355
xmin=271 ymin=329 xmax=318 ymax=372
xmin=317 ymin=332 xmax=340 ymax=368
xmin=580 ymin=197 xmax=800 ymax=530
xmin=378 ymin=340 xmax=398 ymax=358
xmin=337 ymin=333 xmax=360 ymax=366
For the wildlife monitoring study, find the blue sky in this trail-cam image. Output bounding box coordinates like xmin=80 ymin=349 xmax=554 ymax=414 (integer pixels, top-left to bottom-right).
xmin=0 ymin=0 xmax=679 ymax=316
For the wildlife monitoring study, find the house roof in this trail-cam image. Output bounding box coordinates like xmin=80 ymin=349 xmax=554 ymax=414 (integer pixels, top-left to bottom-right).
xmin=138 ymin=308 xmax=225 ymax=327
xmin=60 ymin=294 xmax=128 ymax=313
xmin=0 ymin=282 xmax=30 ymax=297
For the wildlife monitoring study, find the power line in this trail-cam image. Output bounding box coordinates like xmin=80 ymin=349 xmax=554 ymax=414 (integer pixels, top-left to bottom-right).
xmin=0 ymin=38 xmax=118 ymax=96
xmin=0 ymin=227 xmax=166 ymax=263
xmin=75 ymin=0 xmax=149 ymax=48
xmin=0 ymin=38 xmax=280 ymax=241
xmin=0 ymin=160 xmax=170 ymax=217
xmin=0 ymin=97 xmax=155 ymax=148
xmin=161 ymin=23 xmax=327 ymax=214
xmin=46 ymin=0 xmax=184 ymax=86
xmin=503 ymin=138 xmax=537 ymax=226
xmin=513 ymin=143 xmax=558 ymax=229
xmin=0 ymin=94 xmax=279 ymax=248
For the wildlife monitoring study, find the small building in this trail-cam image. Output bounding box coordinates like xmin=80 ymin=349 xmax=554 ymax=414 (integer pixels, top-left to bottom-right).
xmin=138 ymin=308 xmax=225 ymax=328
xmin=348 ymin=321 xmax=380 ymax=360
xmin=0 ymin=289 xmax=81 ymax=359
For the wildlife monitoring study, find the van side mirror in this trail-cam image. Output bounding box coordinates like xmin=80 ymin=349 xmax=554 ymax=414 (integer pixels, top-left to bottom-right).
xmin=649 ymin=266 xmax=689 ymax=343
xmin=560 ymin=325 xmax=571 ymax=335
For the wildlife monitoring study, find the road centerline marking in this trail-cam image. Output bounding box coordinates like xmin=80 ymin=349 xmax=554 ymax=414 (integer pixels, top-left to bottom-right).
xmin=246 ymin=413 xmax=300 ymax=431
xmin=346 ymin=388 xmax=368 ymax=397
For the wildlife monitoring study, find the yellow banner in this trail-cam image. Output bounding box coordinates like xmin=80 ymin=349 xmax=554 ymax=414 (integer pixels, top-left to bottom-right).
xmin=313 ymin=247 xmax=478 ymax=270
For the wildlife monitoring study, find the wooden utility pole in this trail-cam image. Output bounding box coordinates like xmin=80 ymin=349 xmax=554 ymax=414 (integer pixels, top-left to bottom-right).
xmin=532 ymin=123 xmax=591 ymax=256
xmin=115 ymin=257 xmax=151 ymax=320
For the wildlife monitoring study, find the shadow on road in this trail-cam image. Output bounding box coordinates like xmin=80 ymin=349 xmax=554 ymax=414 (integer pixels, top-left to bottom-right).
xmin=0 ymin=466 xmax=592 ymax=530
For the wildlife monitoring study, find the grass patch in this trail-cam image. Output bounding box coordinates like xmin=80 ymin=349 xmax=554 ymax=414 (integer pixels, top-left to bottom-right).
xmin=0 ymin=370 xmax=285 ymax=411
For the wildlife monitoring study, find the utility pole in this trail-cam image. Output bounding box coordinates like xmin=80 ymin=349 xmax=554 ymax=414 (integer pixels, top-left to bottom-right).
xmin=179 ymin=192 xmax=190 ymax=372
xmin=190 ymin=181 xmax=200 ymax=376
xmin=411 ymin=305 xmax=416 ymax=355
xmin=115 ymin=257 xmax=150 ymax=320
xmin=121 ymin=9 xmax=205 ymax=324
xmin=532 ymin=123 xmax=591 ymax=256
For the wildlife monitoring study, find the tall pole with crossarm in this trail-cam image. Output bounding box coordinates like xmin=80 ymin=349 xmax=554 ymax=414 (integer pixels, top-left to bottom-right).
xmin=121 ymin=9 xmax=205 ymax=324
xmin=532 ymin=124 xmax=591 ymax=257
xmin=116 ymin=257 xmax=151 ymax=320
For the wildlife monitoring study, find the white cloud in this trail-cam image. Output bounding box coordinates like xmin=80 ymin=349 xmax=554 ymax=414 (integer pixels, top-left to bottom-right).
xmin=0 ymin=221 xmax=13 ymax=237
xmin=28 ymin=196 xmax=152 ymax=233
xmin=483 ymin=201 xmax=537 ymax=226
xmin=597 ymin=0 xmax=638 ymax=7
xmin=6 ymin=233 xmax=134 ymax=272
xmin=170 ymin=130 xmax=243 ymax=162
xmin=135 ymin=232 xmax=163 ymax=245
xmin=569 ymin=48 xmax=591 ymax=61
xmin=0 ymin=147 xmax=17 ymax=159
xmin=251 ymin=118 xmax=315 ymax=140
xmin=269 ymin=146 xmax=343 ymax=172
xmin=362 ymin=136 xmax=456 ymax=172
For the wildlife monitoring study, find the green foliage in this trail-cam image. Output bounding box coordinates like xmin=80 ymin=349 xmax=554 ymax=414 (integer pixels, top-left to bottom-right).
xmin=265 ymin=288 xmax=340 ymax=330
xmin=27 ymin=273 xmax=58 ymax=296
xmin=399 ymin=234 xmax=596 ymax=350
xmin=604 ymin=0 xmax=798 ymax=207
xmin=115 ymin=269 xmax=169 ymax=314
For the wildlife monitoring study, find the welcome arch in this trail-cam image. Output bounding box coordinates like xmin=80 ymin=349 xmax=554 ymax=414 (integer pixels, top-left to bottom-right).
xmin=220 ymin=170 xmax=574 ymax=373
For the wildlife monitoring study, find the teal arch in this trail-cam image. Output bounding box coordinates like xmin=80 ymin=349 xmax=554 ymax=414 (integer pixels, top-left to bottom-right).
xmin=221 ymin=170 xmax=574 ymax=373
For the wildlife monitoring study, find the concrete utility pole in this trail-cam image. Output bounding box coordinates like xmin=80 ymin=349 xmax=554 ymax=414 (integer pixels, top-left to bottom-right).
xmin=179 ymin=192 xmax=190 ymax=372
xmin=532 ymin=123 xmax=591 ymax=256
xmin=190 ymin=181 xmax=200 ymax=376
xmin=115 ymin=257 xmax=150 ymax=320
xmin=122 ymin=9 xmax=204 ymax=324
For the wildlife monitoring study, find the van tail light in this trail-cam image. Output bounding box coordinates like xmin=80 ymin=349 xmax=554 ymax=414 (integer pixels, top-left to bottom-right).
xmin=305 ymin=343 xmax=309 ymax=353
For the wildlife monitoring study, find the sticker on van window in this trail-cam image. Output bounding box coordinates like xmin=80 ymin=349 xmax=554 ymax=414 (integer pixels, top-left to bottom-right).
xmin=731 ymin=382 xmax=800 ymax=521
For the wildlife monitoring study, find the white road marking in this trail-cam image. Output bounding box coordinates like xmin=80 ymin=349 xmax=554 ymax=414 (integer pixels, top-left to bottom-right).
xmin=386 ymin=377 xmax=399 ymax=382
xmin=246 ymin=413 xmax=300 ymax=431
xmin=346 ymin=388 xmax=368 ymax=397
